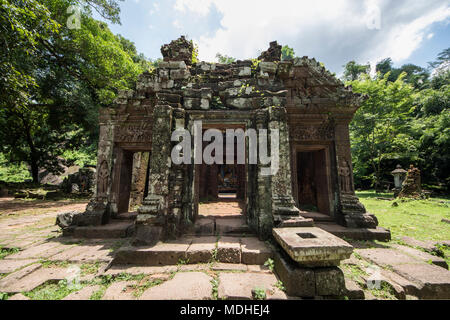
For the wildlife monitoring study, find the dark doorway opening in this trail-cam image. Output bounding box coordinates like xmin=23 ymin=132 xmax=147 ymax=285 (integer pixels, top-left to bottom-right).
xmin=115 ymin=150 xmax=151 ymax=215
xmin=196 ymin=128 xmax=246 ymax=218
xmin=296 ymin=149 xmax=331 ymax=215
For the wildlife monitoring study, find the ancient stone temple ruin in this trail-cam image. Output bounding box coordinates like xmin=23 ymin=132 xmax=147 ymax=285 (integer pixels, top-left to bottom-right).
xmin=58 ymin=36 xmax=390 ymax=298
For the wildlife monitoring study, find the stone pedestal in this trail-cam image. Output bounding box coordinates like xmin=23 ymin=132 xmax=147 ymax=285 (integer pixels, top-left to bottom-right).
xmin=273 ymin=227 xmax=353 ymax=267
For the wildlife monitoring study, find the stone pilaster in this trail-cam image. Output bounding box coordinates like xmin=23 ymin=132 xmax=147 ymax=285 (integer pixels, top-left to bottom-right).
xmin=268 ymin=107 xmax=313 ymax=228
xmin=255 ymin=109 xmax=273 ymax=239
xmin=335 ymin=122 xmax=378 ymax=229
xmin=135 ymin=105 xmax=174 ymax=245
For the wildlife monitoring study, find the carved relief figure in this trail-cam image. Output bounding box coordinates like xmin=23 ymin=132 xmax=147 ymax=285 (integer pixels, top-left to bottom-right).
xmin=97 ymin=160 xmax=109 ymax=197
xmin=339 ymin=160 xmax=352 ymax=193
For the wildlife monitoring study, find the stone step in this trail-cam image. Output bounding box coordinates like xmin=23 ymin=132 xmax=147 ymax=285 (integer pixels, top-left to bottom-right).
xmin=115 ymin=212 xmax=138 ymax=221
xmin=113 ymin=236 xmax=272 ymax=266
xmin=300 ymin=211 xmax=334 ymax=222
xmin=190 ymin=216 xmax=253 ymax=236
xmin=68 ymin=220 xmax=135 ymax=239
xmin=316 ymin=222 xmax=391 ymax=242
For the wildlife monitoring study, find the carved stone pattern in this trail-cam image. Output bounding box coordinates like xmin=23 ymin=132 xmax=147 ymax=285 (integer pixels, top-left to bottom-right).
xmin=115 ymin=123 xmax=153 ymax=143
xmin=290 ymin=123 xmax=334 ymax=141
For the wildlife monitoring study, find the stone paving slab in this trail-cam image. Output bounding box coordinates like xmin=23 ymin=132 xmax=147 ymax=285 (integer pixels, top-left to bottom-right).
xmin=103 ymin=265 xmax=177 ymax=276
xmin=193 ymin=218 xmax=215 ymax=236
xmin=380 ymin=269 xmax=421 ymax=297
xmin=65 ymin=243 xmax=115 ymax=263
xmin=391 ymin=263 xmax=450 ymax=299
xmin=357 ymin=247 xmax=450 ymax=299
xmin=343 ymin=278 xmax=364 ymax=300
xmin=5 ymin=241 xmax=65 ymax=260
xmin=357 ymin=248 xmax=421 ymax=266
xmin=240 ymin=237 xmax=272 ymax=265
xmin=0 ymin=265 xmax=67 ymax=293
xmin=391 ymin=244 xmax=448 ymax=269
xmin=0 ymin=264 xmax=42 ymax=290
xmin=63 ymin=285 xmax=100 ymax=300
xmin=0 ymin=259 xmax=38 ymax=274
xmin=102 ymin=281 xmax=137 ymax=300
xmin=49 ymin=245 xmax=90 ymax=261
xmin=217 ymin=272 xmax=285 ymax=300
xmin=217 ymin=237 xmax=241 ymax=263
xmin=140 ymin=272 xmax=213 ymax=300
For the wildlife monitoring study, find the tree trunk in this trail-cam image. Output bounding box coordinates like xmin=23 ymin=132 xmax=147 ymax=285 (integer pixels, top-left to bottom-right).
xmin=20 ymin=114 xmax=39 ymax=183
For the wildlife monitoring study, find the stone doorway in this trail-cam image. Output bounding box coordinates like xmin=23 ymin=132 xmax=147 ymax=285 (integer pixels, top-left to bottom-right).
xmin=113 ymin=149 xmax=150 ymax=215
xmin=294 ymin=146 xmax=332 ymax=217
xmin=195 ymin=128 xmax=247 ymax=219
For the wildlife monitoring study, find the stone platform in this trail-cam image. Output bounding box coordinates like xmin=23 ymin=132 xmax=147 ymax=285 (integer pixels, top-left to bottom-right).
xmin=316 ymin=222 xmax=391 ymax=242
xmin=113 ymin=236 xmax=273 ymax=266
xmin=63 ymin=220 xmax=135 ymax=239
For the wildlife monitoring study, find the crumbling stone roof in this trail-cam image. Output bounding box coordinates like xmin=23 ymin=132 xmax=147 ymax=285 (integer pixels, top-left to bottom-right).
xmin=112 ymin=37 xmax=365 ymax=114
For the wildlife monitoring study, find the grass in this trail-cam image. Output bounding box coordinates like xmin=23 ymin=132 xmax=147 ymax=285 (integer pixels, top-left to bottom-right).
xmin=24 ymin=279 xmax=83 ymax=300
xmin=0 ymin=247 xmax=20 ymax=260
xmin=357 ymin=190 xmax=450 ymax=242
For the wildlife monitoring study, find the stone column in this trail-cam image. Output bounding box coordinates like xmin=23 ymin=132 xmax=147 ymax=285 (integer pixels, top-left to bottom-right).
xmin=255 ymin=109 xmax=273 ymax=239
xmin=268 ymin=106 xmax=313 ymax=228
xmin=335 ymin=122 xmax=378 ymax=229
xmin=135 ymin=105 xmax=173 ymax=245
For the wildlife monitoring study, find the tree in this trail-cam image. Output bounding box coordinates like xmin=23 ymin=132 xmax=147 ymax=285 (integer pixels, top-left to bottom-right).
xmin=348 ymin=73 xmax=417 ymax=190
xmin=342 ymin=61 xmax=371 ymax=81
xmin=281 ymin=45 xmax=295 ymax=61
xmin=216 ymin=53 xmax=236 ymax=64
xmin=0 ymin=0 xmax=147 ymax=182
xmin=429 ymin=48 xmax=450 ymax=90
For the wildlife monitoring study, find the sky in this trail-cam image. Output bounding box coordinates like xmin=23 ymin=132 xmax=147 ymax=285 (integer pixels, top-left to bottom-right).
xmin=96 ymin=0 xmax=450 ymax=74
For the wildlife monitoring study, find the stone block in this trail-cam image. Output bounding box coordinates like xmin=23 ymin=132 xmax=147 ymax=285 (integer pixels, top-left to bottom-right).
xmin=185 ymin=237 xmax=216 ymax=264
xmin=272 ymin=227 xmax=353 ymax=267
xmin=315 ymin=267 xmax=346 ymax=296
xmin=168 ymin=61 xmax=187 ymax=69
xmin=343 ymin=278 xmax=364 ymax=300
xmin=240 ymin=237 xmax=273 ymax=265
xmin=259 ymin=62 xmax=277 ymax=74
xmin=170 ymin=68 xmax=190 ymax=80
xmin=217 ymin=237 xmax=241 ymax=263
xmin=273 ymin=251 xmax=316 ymax=297
xmin=226 ymin=98 xmax=253 ymax=110
xmin=113 ymin=239 xmax=192 ymax=266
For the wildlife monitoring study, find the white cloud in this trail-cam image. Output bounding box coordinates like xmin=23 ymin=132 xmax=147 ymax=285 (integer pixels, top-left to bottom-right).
xmin=173 ymin=0 xmax=450 ymax=71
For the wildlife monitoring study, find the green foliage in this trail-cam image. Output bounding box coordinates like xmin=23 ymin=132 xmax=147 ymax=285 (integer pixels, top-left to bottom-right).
xmin=216 ymin=53 xmax=236 ymax=64
xmin=349 ymin=73 xmax=417 ymax=189
xmin=264 ymin=258 xmax=274 ymax=272
xmin=0 ymin=247 xmax=20 ymax=260
xmin=192 ymin=41 xmax=199 ymax=64
xmin=0 ymin=0 xmax=150 ymax=183
xmin=281 ymin=45 xmax=295 ymax=61
xmin=252 ymin=287 xmax=267 ymax=300
xmin=342 ymin=61 xmax=371 ymax=81
xmin=25 ymin=279 xmax=82 ymax=300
